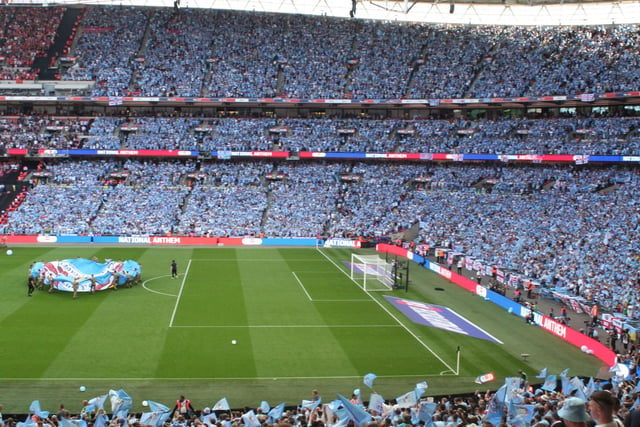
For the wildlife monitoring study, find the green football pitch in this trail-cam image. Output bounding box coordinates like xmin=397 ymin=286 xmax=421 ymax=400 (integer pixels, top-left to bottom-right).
xmin=0 ymin=246 xmax=606 ymax=413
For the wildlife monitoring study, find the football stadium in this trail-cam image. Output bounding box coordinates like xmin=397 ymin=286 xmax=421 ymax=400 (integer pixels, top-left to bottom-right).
xmin=0 ymin=0 xmax=638 ymax=425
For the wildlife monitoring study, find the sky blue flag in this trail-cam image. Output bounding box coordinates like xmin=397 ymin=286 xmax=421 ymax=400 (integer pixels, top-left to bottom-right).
xmin=17 ymin=414 xmax=37 ymax=427
xmin=586 ymin=377 xmax=597 ymax=397
xmin=139 ymin=413 xmax=161 ymax=427
xmin=561 ymin=376 xmax=575 ymax=396
xmin=109 ymin=389 xmax=132 ymax=419
xmin=140 ymin=401 xmax=171 ymax=427
xmin=201 ymin=412 xmax=218 ymax=426
xmin=89 ymin=395 xmax=108 ymax=411
xmin=504 ymin=377 xmax=521 ymax=403
xmin=560 ymin=368 xmax=570 ymax=378
xmin=259 ymin=401 xmax=270 ymax=415
xmin=485 ymin=387 xmax=506 ymax=427
xmin=94 ymin=413 xmax=107 ymax=427
xmin=241 ymin=410 xmax=261 ymax=427
xmin=337 ymin=393 xmax=372 ymax=427
xmin=570 ymin=377 xmax=587 ymax=401
xmin=368 ymin=393 xmax=385 ymax=415
xmin=148 ymin=401 xmax=171 ymax=414
xmin=213 ymin=398 xmax=230 ymax=411
xmin=29 ymin=401 xmax=50 ymax=419
xmin=59 ymin=418 xmax=87 ymax=427
xmin=301 ymin=398 xmax=322 ymax=410
xmin=415 ymin=381 xmax=428 ymax=399
xmin=411 ymin=402 xmax=437 ymax=425
xmin=395 ymin=390 xmax=418 ymax=408
xmin=327 ymin=400 xmax=349 ymax=421
xmin=536 ymin=368 xmax=548 ymax=379
xmin=495 ymin=384 xmax=507 ymax=403
xmin=541 ymin=375 xmax=557 ymax=392
xmin=267 ymin=403 xmax=285 ymax=424
xmin=142 ymin=411 xmax=172 ymax=427
xmin=508 ymin=402 xmax=535 ymax=427
xmin=364 ymin=373 xmax=377 ymax=389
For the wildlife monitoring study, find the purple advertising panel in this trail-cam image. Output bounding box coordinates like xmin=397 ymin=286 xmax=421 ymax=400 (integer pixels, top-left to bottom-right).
xmin=385 ymin=296 xmax=502 ymax=344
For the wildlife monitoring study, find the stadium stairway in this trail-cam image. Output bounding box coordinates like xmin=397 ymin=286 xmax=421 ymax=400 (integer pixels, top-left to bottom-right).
xmin=0 ymin=168 xmax=25 ymax=218
xmin=34 ymin=7 xmax=85 ymax=81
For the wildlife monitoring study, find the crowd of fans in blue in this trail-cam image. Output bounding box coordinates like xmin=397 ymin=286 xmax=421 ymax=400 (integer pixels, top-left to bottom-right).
xmin=2 ymin=5 xmax=640 ymax=426
xmin=0 ymin=7 xmax=640 ymax=99
xmin=3 ymin=381 xmax=640 ymax=427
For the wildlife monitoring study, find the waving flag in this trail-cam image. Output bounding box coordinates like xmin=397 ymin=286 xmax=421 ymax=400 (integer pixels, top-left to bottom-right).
xmin=109 ymin=389 xmax=132 ymax=419
xmin=139 ymin=413 xmax=164 ymax=427
xmin=504 ymin=377 xmax=521 ymax=402
xmin=267 ymin=403 xmax=285 ymax=424
xmin=536 ymin=368 xmax=548 ymax=379
xmin=411 ymin=402 xmax=436 ymax=425
xmin=29 ymin=401 xmax=50 ymax=419
xmin=241 ymin=410 xmax=261 ymax=427
xmin=139 ymin=401 xmax=171 ymax=427
xmin=148 ymin=401 xmax=170 ymax=413
xmin=201 ymin=411 xmax=217 ymax=426
xmin=302 ymin=398 xmax=322 ymax=410
xmin=328 ymin=400 xmax=348 ymax=421
xmin=561 ymin=376 xmax=574 ymax=396
xmin=541 ymin=375 xmax=557 ymax=392
xmin=415 ymin=381 xmax=428 ymax=398
xmin=368 ymin=393 xmax=385 ymax=415
xmin=17 ymin=415 xmax=37 ymax=427
xmin=585 ymin=377 xmax=597 ymax=397
xmin=570 ymin=377 xmax=587 ymax=401
xmin=507 ymin=402 xmax=535 ymax=427
xmin=213 ymin=398 xmax=230 ymax=411
xmin=364 ymin=373 xmax=377 ymax=389
xmin=89 ymin=395 xmax=108 ymax=411
xmin=395 ymin=390 xmax=418 ymax=408
xmin=94 ymin=413 xmax=107 ymax=427
xmin=336 ymin=394 xmax=372 ymax=427
xmin=59 ymin=418 xmax=87 ymax=427
xmin=485 ymin=385 xmax=506 ymax=427
xmin=259 ymin=401 xmax=270 ymax=415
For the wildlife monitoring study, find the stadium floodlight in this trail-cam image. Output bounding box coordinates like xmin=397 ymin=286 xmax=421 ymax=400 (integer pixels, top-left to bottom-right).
xmin=350 ymin=254 xmax=396 ymax=291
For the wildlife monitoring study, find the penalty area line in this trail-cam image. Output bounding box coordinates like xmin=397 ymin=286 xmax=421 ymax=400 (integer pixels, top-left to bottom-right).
xmin=292 ymin=271 xmax=312 ymax=301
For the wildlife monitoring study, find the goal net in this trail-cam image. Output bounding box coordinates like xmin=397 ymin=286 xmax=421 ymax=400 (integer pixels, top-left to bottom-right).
xmin=350 ymin=254 xmax=395 ymax=291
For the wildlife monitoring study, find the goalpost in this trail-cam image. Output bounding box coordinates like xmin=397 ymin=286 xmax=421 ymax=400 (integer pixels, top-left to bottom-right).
xmin=350 ymin=254 xmax=396 ymax=291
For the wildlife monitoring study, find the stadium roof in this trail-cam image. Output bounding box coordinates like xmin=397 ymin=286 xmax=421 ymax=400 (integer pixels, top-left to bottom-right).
xmin=11 ymin=0 xmax=640 ymax=25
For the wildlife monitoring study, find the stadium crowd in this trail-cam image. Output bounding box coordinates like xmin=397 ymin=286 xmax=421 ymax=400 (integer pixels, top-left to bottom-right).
xmin=1 ymin=115 xmax=640 ymax=156
xmin=2 ymin=7 xmax=640 ymax=101
xmin=4 ymin=376 xmax=640 ymax=427
xmin=51 ymin=10 xmax=640 ymax=99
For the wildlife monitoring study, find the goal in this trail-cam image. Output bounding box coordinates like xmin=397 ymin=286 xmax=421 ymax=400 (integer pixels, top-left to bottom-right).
xmin=350 ymin=254 xmax=396 ymax=291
